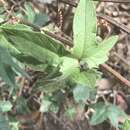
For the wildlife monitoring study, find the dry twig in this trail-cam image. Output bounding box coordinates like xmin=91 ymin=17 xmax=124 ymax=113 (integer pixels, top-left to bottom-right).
xmin=101 ymin=64 xmax=130 ymax=88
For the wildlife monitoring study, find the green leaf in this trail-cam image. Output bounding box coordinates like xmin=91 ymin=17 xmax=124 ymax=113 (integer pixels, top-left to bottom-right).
xmin=0 ymin=43 xmax=28 ymax=87
xmin=40 ymin=99 xmax=51 ymax=112
xmin=123 ymin=119 xmax=130 ymax=130
xmin=72 ymin=0 xmax=118 ymax=68
xmin=60 ymin=57 xmax=79 ymax=77
xmin=49 ymin=103 xmax=59 ymax=113
xmin=60 ymin=57 xmax=99 ymax=87
xmin=0 ymin=114 xmax=11 ymax=130
xmin=72 ymin=0 xmax=96 ymax=58
xmin=10 ymin=122 xmax=19 ymax=130
xmin=107 ymin=104 xmax=126 ymax=127
xmin=1 ymin=24 xmax=32 ymax=30
xmin=0 ymin=101 xmax=12 ymax=113
xmin=65 ymin=106 xmax=77 ymax=120
xmin=0 ymin=35 xmax=20 ymax=56
xmin=24 ymin=3 xmax=35 ymax=22
xmin=0 ymin=64 xmax=14 ymax=87
xmin=71 ymin=69 xmax=100 ymax=87
xmin=60 ymin=57 xmax=100 ymax=87
xmin=1 ymin=39 xmax=49 ymax=72
xmin=1 ymin=24 xmax=69 ymax=56
xmin=34 ymin=13 xmax=50 ymax=27
xmin=90 ymin=103 xmax=126 ymax=126
xmin=14 ymin=54 xmax=48 ymax=71
xmin=34 ymin=76 xmax=67 ymax=93
xmin=83 ymin=36 xmax=118 ymax=68
xmin=15 ymin=97 xmax=30 ymax=115
xmin=90 ymin=102 xmax=108 ymax=125
xmin=1 ymin=24 xmax=69 ymax=66
xmin=73 ymin=84 xmax=90 ymax=102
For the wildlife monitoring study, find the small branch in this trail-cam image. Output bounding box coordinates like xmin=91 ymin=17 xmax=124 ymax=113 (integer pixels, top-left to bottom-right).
xmin=101 ymin=64 xmax=130 ymax=88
